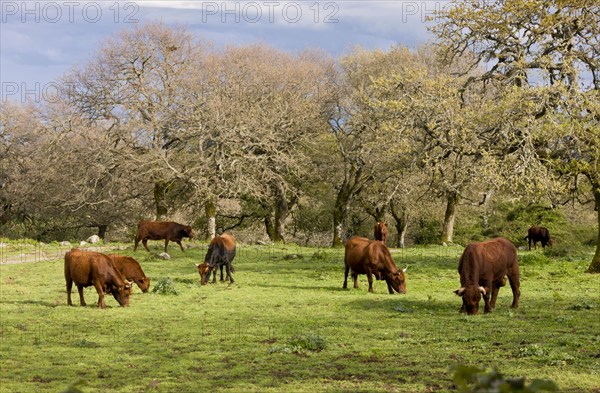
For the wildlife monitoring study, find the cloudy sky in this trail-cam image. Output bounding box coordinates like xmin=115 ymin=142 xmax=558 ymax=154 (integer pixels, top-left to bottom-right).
xmin=1 ymin=1 xmax=448 ymax=102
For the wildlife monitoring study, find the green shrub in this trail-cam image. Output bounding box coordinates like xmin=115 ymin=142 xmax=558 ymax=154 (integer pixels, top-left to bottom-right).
xmin=413 ymin=218 xmax=442 ymax=245
xmin=268 ymin=333 xmax=326 ymax=354
xmin=452 ymin=364 xmax=558 ymax=392
xmin=543 ymin=242 xmax=574 ymax=258
xmin=151 ymin=278 xmax=180 ymax=295
xmin=288 ymin=333 xmax=326 ymax=351
xmin=519 ymin=253 xmax=550 ymax=266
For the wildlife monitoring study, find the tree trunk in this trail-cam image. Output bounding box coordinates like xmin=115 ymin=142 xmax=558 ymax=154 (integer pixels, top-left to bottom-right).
xmin=272 ymin=179 xmax=290 ymax=243
xmin=441 ymin=191 xmax=460 ymax=244
xmin=205 ymin=198 xmax=216 ymax=240
xmin=264 ymin=212 xmax=276 ymax=242
xmin=332 ymin=210 xmax=344 ymax=248
xmin=153 ymin=181 xmax=168 ymax=220
xmin=331 ymin=161 xmax=365 ymax=247
xmin=390 ymin=202 xmax=409 ymax=248
xmin=332 ymin=190 xmax=351 ymax=248
xmin=588 ymin=184 xmax=600 ymax=273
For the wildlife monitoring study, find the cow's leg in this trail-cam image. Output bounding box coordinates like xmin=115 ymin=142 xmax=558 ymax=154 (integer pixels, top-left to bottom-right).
xmin=164 ymin=239 xmax=169 ymax=253
xmin=483 ymin=281 xmax=493 ymax=313
xmin=226 ymin=263 xmax=234 ymax=284
xmin=77 ymin=285 xmax=86 ymax=306
xmin=352 ymin=273 xmax=359 ymax=289
xmin=142 ymin=239 xmax=150 ymax=252
xmin=507 ymin=269 xmax=520 ymax=309
xmin=490 ymin=285 xmax=500 ymax=309
xmin=219 ymin=264 xmax=225 ymax=281
xmin=210 ymin=265 xmax=217 ymax=283
xmin=93 ymin=282 xmax=106 ymax=309
xmin=343 ymin=265 xmax=349 ymax=289
xmin=176 ymin=240 xmax=185 ymax=252
xmin=528 ymin=238 xmax=532 ymax=251
xmin=66 ymin=277 xmax=73 ymax=306
xmin=386 ymin=280 xmax=394 ymax=294
xmin=366 ymin=270 xmax=374 ymax=293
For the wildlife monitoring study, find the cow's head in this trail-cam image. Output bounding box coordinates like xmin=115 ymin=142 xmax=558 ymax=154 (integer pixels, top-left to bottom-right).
xmin=195 ymin=263 xmax=210 ymax=285
xmin=184 ymin=225 xmax=194 ymax=239
xmin=135 ymin=277 xmax=151 ymax=293
xmin=454 ymin=286 xmax=486 ymax=315
xmin=109 ymin=281 xmax=132 ymax=307
xmin=387 ymin=266 xmax=408 ymax=294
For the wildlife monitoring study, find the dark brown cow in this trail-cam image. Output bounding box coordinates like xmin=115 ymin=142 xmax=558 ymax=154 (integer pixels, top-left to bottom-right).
xmin=198 ymin=233 xmax=236 ymax=284
xmin=343 ymin=236 xmax=407 ymax=294
xmin=525 ymin=226 xmax=552 ymax=250
xmin=134 ymin=221 xmax=193 ymax=253
xmin=107 ymin=254 xmax=150 ymax=293
xmin=374 ymin=221 xmax=388 ymax=244
xmin=64 ymin=249 xmax=131 ymax=309
xmin=454 ymin=237 xmax=520 ymax=315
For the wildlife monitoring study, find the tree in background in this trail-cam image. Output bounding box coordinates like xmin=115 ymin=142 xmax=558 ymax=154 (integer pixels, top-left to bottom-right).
xmin=188 ymin=44 xmax=336 ymax=242
xmin=0 ymin=101 xmax=145 ymax=240
xmin=62 ymin=22 xmax=204 ymax=221
xmin=433 ymin=0 xmax=600 ymax=270
xmin=327 ymin=47 xmax=416 ymax=247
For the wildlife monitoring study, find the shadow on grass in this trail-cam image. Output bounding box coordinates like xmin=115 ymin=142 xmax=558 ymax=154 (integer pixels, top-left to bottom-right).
xmin=253 ymin=283 xmax=346 ymax=292
xmin=0 ymin=299 xmax=60 ymax=307
xmin=346 ymin=296 xmax=458 ymax=315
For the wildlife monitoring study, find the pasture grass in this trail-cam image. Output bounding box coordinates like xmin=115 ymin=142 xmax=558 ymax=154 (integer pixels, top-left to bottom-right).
xmin=1 ymin=241 xmax=599 ymax=392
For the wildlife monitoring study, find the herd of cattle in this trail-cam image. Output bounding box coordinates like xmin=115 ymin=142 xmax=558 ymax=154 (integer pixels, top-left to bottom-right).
xmin=64 ymin=220 xmax=552 ymax=314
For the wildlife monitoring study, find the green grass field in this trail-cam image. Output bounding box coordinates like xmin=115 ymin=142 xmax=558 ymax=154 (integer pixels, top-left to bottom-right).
xmin=1 ymin=241 xmax=599 ymax=392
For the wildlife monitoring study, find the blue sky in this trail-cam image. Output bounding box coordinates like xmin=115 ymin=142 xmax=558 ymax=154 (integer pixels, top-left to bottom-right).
xmin=1 ymin=1 xmax=444 ymax=102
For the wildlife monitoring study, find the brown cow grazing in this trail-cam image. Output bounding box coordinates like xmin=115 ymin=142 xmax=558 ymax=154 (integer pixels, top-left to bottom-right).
xmin=525 ymin=226 xmax=552 ymax=250
xmin=454 ymin=237 xmax=520 ymax=315
xmin=343 ymin=236 xmax=407 ymax=294
xmin=199 ymin=233 xmax=236 ymax=284
xmin=107 ymin=254 xmax=150 ymax=293
xmin=64 ymin=249 xmax=132 ymax=309
xmin=134 ymin=221 xmax=193 ymax=253
xmin=374 ymin=221 xmax=388 ymax=244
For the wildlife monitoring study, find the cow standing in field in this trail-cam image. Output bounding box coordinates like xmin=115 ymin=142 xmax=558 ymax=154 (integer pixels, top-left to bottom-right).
xmin=343 ymin=236 xmax=407 ymax=294
xmin=374 ymin=221 xmax=388 ymax=245
xmin=198 ymin=233 xmax=236 ymax=284
xmin=454 ymin=237 xmax=520 ymax=315
xmin=64 ymin=249 xmax=131 ymax=309
xmin=134 ymin=221 xmax=193 ymax=253
xmin=107 ymin=254 xmax=150 ymax=292
xmin=525 ymin=226 xmax=552 ymax=250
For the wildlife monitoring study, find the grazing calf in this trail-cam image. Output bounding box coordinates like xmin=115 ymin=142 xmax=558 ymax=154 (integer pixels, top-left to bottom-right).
xmin=64 ymin=249 xmax=131 ymax=309
xmin=524 ymin=226 xmax=552 ymax=250
xmin=107 ymin=254 xmax=150 ymax=293
xmin=134 ymin=221 xmax=193 ymax=253
xmin=200 ymin=233 xmax=236 ymax=284
xmin=343 ymin=236 xmax=407 ymax=294
xmin=454 ymin=237 xmax=520 ymax=315
xmin=374 ymin=221 xmax=388 ymax=244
